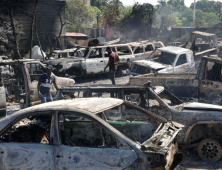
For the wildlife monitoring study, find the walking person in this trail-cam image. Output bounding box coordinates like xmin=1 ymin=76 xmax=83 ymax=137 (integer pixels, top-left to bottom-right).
xmin=37 ymin=65 xmax=58 ymax=103
xmin=104 ymin=47 xmax=120 ymax=85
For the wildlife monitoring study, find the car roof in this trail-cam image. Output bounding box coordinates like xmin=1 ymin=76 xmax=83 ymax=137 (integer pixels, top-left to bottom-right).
xmin=158 ymin=46 xmax=191 ymax=54
xmin=17 ymin=98 xmax=124 ymax=115
xmin=0 ymin=98 xmax=124 ymax=131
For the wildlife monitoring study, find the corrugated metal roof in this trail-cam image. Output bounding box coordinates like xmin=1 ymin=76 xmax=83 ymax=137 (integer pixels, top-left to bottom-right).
xmin=65 ymin=32 xmax=88 ymax=37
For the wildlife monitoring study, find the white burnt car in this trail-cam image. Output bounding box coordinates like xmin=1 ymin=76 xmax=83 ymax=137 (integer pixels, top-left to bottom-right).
xmin=44 ymin=44 xmax=135 ymax=77
xmin=0 ymin=98 xmax=182 ymax=170
xmin=127 ymin=46 xmax=196 ymax=75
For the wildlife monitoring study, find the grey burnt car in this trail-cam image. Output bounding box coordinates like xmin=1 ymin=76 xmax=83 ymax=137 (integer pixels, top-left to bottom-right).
xmin=55 ymin=83 xmax=222 ymax=162
xmin=144 ymin=84 xmax=222 ymax=162
xmin=0 ymin=98 xmax=182 ymax=170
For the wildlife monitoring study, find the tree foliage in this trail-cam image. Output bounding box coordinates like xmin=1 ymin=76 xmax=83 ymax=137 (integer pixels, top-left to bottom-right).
xmin=100 ymin=0 xmax=123 ymax=26
xmin=120 ymin=3 xmax=155 ymax=36
xmin=66 ymin=0 xmax=101 ymax=32
xmin=155 ymin=0 xmax=221 ymax=28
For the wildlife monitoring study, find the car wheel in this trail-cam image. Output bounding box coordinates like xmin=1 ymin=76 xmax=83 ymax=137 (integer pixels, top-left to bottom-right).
xmin=197 ymin=138 xmax=222 ymax=161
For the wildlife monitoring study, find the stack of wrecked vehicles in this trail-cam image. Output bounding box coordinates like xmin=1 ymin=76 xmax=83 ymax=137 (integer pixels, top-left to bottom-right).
xmin=54 ymin=82 xmax=222 ymax=162
xmin=0 ymin=88 xmax=183 ymax=169
xmin=0 ymin=59 xmax=184 ymax=169
xmin=43 ymin=44 xmax=135 ymax=78
xmin=127 ymin=31 xmax=218 ymax=75
xmin=43 ymin=40 xmax=164 ymax=78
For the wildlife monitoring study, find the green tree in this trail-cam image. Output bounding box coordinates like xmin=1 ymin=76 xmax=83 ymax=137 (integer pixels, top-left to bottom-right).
xmin=120 ymin=3 xmax=155 ymax=37
xmin=190 ymin=0 xmax=215 ymax=13
xmin=167 ymin=0 xmax=185 ymax=11
xmin=100 ymin=0 xmax=123 ymax=26
xmin=66 ymin=0 xmax=101 ymax=32
xmin=204 ymin=12 xmax=221 ymax=26
xmin=91 ymin=0 xmax=108 ymax=9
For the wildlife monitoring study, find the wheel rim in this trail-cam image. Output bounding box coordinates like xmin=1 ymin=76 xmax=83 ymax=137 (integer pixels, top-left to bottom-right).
xmin=198 ymin=139 xmax=222 ymax=161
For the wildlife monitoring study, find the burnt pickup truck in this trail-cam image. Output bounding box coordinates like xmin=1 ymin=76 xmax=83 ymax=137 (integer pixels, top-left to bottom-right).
xmin=129 ymin=55 xmax=222 ymax=105
xmin=0 ymin=59 xmax=75 ymax=117
xmin=44 ymin=44 xmax=134 ymax=77
xmin=127 ymin=46 xmax=197 ymax=75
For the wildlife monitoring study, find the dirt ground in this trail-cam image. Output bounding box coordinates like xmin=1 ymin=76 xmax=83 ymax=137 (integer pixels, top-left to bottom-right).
xmin=74 ymin=71 xmax=222 ymax=170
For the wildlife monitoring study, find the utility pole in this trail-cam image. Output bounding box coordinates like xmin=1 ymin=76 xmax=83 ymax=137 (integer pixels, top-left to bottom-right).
xmin=193 ymin=0 xmax=196 ymax=27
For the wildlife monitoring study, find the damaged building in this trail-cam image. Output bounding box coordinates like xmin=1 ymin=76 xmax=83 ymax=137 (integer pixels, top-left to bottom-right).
xmin=0 ymin=0 xmax=66 ymax=58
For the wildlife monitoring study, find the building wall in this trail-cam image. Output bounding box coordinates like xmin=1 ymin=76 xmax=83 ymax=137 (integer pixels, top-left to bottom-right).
xmin=0 ymin=0 xmax=66 ymax=58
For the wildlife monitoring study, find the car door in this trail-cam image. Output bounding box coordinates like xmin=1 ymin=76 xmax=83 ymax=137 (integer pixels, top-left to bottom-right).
xmin=199 ymin=60 xmax=222 ymax=105
xmin=143 ymin=44 xmax=154 ymax=60
xmin=86 ymin=48 xmax=104 ymax=74
xmin=55 ymin=112 xmax=137 ymax=170
xmin=0 ymin=112 xmax=55 ymax=170
xmin=133 ymin=45 xmax=144 ymax=61
xmin=174 ymin=53 xmax=190 ymax=73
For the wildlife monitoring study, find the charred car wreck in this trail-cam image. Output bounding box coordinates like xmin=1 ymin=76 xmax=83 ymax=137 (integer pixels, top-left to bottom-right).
xmin=0 ymin=59 xmax=75 ymax=117
xmin=44 ymin=44 xmax=135 ymax=77
xmin=127 ymin=42 xmax=155 ymax=61
xmin=127 ymin=46 xmax=197 ymax=75
xmin=129 ymin=55 xmax=222 ymax=105
xmin=55 ymin=83 xmax=222 ymax=161
xmin=0 ymin=98 xmax=182 ymax=169
xmin=183 ymin=31 xmax=218 ymax=61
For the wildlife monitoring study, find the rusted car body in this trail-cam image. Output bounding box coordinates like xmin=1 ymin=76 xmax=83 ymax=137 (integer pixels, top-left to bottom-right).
xmin=44 ymin=44 xmax=135 ymax=77
xmin=0 ymin=98 xmax=182 ymax=169
xmin=127 ymin=42 xmax=155 ymax=61
xmin=0 ymin=59 xmax=75 ymax=117
xmin=55 ymin=84 xmax=222 ymax=161
xmin=129 ymin=55 xmax=222 ymax=105
xmin=145 ymin=85 xmax=222 ymax=162
xmin=127 ymin=46 xmax=196 ymax=75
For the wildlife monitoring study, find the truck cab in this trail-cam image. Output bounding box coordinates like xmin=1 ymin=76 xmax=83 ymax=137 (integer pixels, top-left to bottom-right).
xmin=127 ymin=46 xmax=196 ymax=75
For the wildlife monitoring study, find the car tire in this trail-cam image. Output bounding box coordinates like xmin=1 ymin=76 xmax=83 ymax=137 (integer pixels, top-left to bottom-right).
xmin=197 ymin=138 xmax=222 ymax=161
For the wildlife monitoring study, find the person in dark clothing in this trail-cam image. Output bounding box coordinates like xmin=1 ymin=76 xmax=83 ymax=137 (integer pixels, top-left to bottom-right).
xmin=37 ymin=65 xmax=59 ymax=103
xmin=104 ymin=47 xmax=120 ymax=85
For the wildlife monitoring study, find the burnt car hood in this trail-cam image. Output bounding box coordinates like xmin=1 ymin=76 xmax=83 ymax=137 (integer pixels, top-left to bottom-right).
xmin=43 ymin=57 xmax=84 ymax=66
xmin=182 ymin=102 xmax=222 ymax=111
xmin=133 ymin=60 xmax=170 ymax=70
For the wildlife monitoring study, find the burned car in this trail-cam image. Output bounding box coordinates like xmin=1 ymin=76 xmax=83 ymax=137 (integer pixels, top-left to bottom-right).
xmin=44 ymin=44 xmax=134 ymax=77
xmin=145 ymin=85 xmax=222 ymax=162
xmin=0 ymin=98 xmax=182 ymax=169
xmin=129 ymin=55 xmax=222 ymax=106
xmin=127 ymin=42 xmax=155 ymax=61
xmin=55 ymin=84 xmax=222 ymax=162
xmin=0 ymin=59 xmax=75 ymax=117
xmin=127 ymin=46 xmax=196 ymax=75
xmin=182 ymin=31 xmax=218 ymax=61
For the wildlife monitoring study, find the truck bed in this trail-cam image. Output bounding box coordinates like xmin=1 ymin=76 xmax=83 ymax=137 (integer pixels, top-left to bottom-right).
xmin=129 ymin=73 xmax=197 ymax=85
